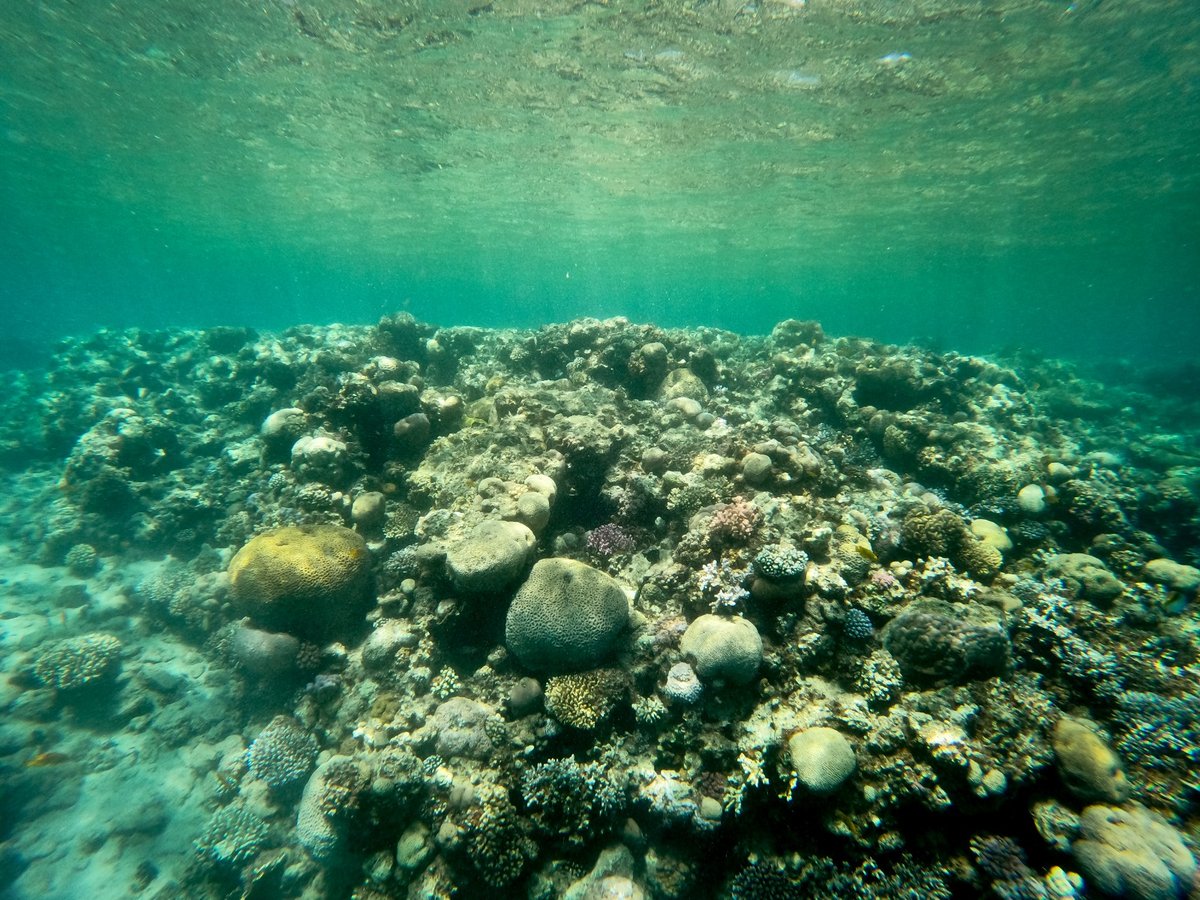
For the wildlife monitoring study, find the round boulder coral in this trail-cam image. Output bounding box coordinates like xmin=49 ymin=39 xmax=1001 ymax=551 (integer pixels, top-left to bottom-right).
xmin=505 ymin=558 xmax=630 ymax=673
xmin=679 ymin=614 xmax=763 ymax=686
xmin=445 ymin=520 xmax=536 ymax=594
xmin=787 ymin=727 xmax=856 ymax=794
xmin=228 ymin=524 xmax=371 ymax=638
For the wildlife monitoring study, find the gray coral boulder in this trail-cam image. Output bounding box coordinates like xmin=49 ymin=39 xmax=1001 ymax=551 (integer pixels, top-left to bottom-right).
xmin=505 ymin=558 xmax=630 ymax=673
xmin=680 ymin=614 xmax=762 ymax=686
xmin=446 ymin=520 xmax=537 ymax=594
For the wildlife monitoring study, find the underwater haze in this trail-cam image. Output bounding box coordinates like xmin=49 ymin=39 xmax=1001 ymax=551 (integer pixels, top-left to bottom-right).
xmin=1 ymin=0 xmax=1198 ymax=360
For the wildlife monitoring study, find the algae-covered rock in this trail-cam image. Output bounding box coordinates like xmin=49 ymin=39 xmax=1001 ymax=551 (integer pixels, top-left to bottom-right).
xmin=505 ymin=558 xmax=629 ymax=674
xmin=787 ymin=726 xmax=857 ymax=794
xmin=1143 ymin=558 xmax=1200 ymax=595
xmin=1052 ymin=716 xmax=1130 ymax=804
xmin=228 ymin=524 xmax=371 ymax=638
xmin=423 ymin=697 xmax=502 ymax=760
xmin=1045 ymin=553 xmax=1124 ymax=605
xmin=882 ymin=599 xmax=1009 ymax=684
xmin=680 ymin=614 xmax=762 ymax=686
xmin=1072 ymin=804 xmax=1196 ymax=900
xmin=445 ymin=520 xmax=536 ymax=594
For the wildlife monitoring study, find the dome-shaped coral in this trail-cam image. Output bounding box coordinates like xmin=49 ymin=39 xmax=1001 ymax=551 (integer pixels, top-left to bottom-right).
xmin=680 ymin=614 xmax=762 ymax=686
xmin=787 ymin=726 xmax=857 ymax=794
xmin=228 ymin=524 xmax=371 ymax=638
xmin=505 ymin=558 xmax=630 ymax=674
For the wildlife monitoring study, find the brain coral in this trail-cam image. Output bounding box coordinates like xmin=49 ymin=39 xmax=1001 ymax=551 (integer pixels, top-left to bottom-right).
xmin=680 ymin=614 xmax=763 ymax=686
xmin=33 ymin=632 xmax=122 ymax=690
xmin=505 ymin=558 xmax=630 ymax=673
xmin=228 ymin=524 xmax=371 ymax=637
xmin=787 ymin=726 xmax=857 ymax=794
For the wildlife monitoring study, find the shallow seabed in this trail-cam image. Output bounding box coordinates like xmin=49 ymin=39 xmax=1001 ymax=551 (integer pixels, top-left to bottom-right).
xmin=0 ymin=316 xmax=1197 ymax=900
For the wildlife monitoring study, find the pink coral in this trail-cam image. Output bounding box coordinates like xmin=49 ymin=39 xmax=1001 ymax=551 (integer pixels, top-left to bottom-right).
xmin=709 ymin=498 xmax=763 ymax=545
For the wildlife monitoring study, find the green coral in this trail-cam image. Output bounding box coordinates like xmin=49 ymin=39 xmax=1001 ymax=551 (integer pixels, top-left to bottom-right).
xmin=247 ymin=715 xmax=318 ymax=791
xmin=544 ymin=668 xmax=628 ymax=730
xmin=228 ymin=524 xmax=371 ymax=637
xmin=464 ymin=785 xmax=536 ymax=886
xmin=520 ymin=756 xmax=626 ymax=848
xmin=33 ymin=632 xmax=122 ymax=690
xmin=196 ymin=804 xmax=269 ymax=867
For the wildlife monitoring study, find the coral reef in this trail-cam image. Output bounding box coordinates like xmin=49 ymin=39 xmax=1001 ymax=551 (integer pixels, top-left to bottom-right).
xmin=2 ymin=315 xmax=1199 ymax=899
xmin=31 ymin=632 xmax=122 ymax=690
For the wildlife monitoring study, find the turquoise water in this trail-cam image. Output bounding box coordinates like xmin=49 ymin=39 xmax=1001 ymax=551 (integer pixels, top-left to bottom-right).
xmin=2 ymin=0 xmax=1198 ymax=360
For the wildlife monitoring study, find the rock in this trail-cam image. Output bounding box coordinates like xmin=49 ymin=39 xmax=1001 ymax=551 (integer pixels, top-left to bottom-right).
xmin=741 ymin=452 xmax=773 ymax=486
xmin=231 ymin=624 xmax=300 ymax=678
xmin=1045 ymin=554 xmax=1125 ymax=605
xmin=1143 ymin=558 xmax=1200 ymax=595
xmin=656 ymin=368 xmax=707 ymax=402
xmin=290 ymin=432 xmax=349 ymax=484
xmin=361 ymin=621 xmax=417 ymax=671
xmin=445 ymin=520 xmax=536 ymax=594
xmin=260 ymin=408 xmax=307 ymax=459
xmin=787 ymin=727 xmax=857 ymax=794
xmin=515 ymin=491 xmax=551 ymax=534
xmin=1053 ymin=717 xmax=1130 ymax=804
xmin=882 ymin=599 xmax=1009 ymax=684
xmin=351 ymin=491 xmax=387 ymax=535
xmin=564 ymin=844 xmax=647 ymax=900
xmin=425 ymin=697 xmax=500 ymax=760
xmin=1072 ymin=804 xmax=1196 ymax=900
xmin=393 ymin=412 xmax=431 ymax=453
xmin=641 ymin=447 xmax=669 ymax=474
xmin=506 ymin=676 xmax=544 ymax=717
xmin=970 ymin=518 xmax=1012 ymax=552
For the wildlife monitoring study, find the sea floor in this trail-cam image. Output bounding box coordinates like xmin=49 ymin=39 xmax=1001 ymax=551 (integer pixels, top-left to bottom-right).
xmin=0 ymin=316 xmax=1197 ymax=900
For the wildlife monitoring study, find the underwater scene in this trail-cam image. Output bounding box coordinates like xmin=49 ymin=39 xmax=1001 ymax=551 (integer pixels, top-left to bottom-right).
xmin=1 ymin=0 xmax=1200 ymax=899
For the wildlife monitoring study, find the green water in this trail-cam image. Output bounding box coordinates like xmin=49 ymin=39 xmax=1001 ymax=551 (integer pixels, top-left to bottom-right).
xmin=1 ymin=0 xmax=1197 ymax=360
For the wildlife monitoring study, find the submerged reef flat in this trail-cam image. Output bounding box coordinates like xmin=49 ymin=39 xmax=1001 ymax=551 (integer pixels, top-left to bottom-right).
xmin=0 ymin=315 xmax=1198 ymax=899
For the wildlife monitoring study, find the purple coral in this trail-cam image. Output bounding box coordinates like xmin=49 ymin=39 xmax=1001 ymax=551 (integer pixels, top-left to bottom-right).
xmin=586 ymin=523 xmax=636 ymax=556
